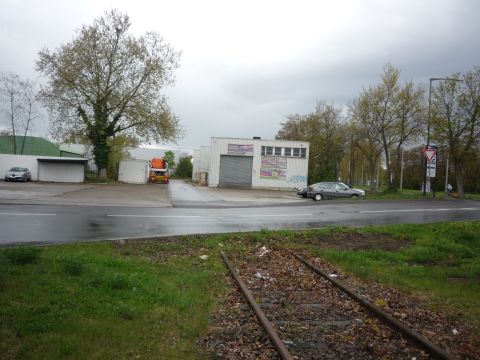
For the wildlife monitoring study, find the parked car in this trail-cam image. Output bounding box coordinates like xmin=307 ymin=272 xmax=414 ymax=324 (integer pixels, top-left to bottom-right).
xmin=297 ymin=183 xmax=320 ymax=198
xmin=4 ymin=167 xmax=31 ymax=182
xmin=301 ymin=182 xmax=365 ymax=201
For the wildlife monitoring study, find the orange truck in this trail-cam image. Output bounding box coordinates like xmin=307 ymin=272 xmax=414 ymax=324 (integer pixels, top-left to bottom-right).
xmin=149 ymin=158 xmax=169 ymax=184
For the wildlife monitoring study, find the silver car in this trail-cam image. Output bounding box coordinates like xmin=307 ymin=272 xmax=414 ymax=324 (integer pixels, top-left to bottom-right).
xmin=4 ymin=167 xmax=32 ymax=182
xmin=306 ymin=182 xmax=365 ymax=201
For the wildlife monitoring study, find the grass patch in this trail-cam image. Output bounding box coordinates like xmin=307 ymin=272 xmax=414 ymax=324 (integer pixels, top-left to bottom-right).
xmin=312 ymin=222 xmax=480 ymax=326
xmin=360 ymin=187 xmax=480 ymax=200
xmin=4 ymin=247 xmax=42 ymax=265
xmin=0 ymin=241 xmax=225 ymax=359
xmin=1 ymin=222 xmax=479 ymax=358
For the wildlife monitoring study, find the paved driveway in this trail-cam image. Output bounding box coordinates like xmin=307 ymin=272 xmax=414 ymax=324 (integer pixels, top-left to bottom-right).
xmin=169 ymin=180 xmax=308 ymax=207
xmin=0 ymin=181 xmax=170 ymax=207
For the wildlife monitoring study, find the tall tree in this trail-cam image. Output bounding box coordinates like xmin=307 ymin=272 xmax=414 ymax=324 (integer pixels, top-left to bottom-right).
xmin=36 ymin=10 xmax=183 ymax=179
xmin=431 ymin=67 xmax=480 ymax=197
xmin=276 ymin=102 xmax=345 ymax=183
xmin=175 ymin=155 xmax=193 ymax=178
xmin=163 ymin=150 xmax=175 ymax=169
xmin=351 ymin=64 xmax=426 ymax=189
xmin=349 ymin=97 xmax=383 ymax=188
xmin=392 ymin=81 xmax=425 ymax=185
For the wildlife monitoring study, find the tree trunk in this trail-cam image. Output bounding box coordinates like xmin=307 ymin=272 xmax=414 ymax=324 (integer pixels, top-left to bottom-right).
xmin=384 ymin=147 xmax=396 ymax=190
xmin=91 ymin=132 xmax=110 ymax=180
xmin=453 ymin=160 xmax=464 ymax=198
xmin=98 ymin=168 xmax=108 ymax=180
xmin=369 ymin=159 xmax=376 ymax=189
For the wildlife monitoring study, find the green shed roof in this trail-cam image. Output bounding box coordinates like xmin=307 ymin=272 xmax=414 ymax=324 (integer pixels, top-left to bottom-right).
xmin=0 ymin=136 xmax=61 ymax=156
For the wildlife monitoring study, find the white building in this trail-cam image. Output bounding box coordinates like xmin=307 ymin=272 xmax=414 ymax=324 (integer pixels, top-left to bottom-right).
xmin=192 ymin=146 xmax=211 ymax=185
xmin=193 ymin=137 xmax=309 ymax=190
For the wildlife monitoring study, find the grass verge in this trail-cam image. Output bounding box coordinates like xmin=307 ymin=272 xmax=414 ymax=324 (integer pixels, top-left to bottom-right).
xmin=0 ymin=221 xmax=479 ymax=358
xmin=0 ymin=241 xmax=225 ymax=359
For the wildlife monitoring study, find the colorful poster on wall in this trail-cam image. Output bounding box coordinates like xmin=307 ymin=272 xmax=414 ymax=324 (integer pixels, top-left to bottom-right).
xmin=227 ymin=144 xmax=253 ymax=156
xmin=260 ymin=157 xmax=287 ymax=180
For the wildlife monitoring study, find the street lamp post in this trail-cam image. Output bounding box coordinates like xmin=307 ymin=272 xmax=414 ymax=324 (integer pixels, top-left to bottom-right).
xmin=423 ymin=77 xmax=462 ymax=197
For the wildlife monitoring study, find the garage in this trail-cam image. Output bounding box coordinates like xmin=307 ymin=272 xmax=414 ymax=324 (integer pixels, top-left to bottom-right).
xmin=206 ymin=137 xmax=309 ymax=190
xmin=37 ymin=158 xmax=87 ymax=183
xmin=219 ymin=155 xmax=253 ymax=186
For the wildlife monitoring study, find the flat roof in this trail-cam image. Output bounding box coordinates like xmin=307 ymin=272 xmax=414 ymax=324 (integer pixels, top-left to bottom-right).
xmin=211 ymin=137 xmax=309 ymax=145
xmin=37 ymin=157 xmax=88 ymax=164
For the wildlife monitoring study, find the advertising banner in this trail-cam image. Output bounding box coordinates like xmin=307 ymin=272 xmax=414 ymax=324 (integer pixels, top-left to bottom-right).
xmin=260 ymin=157 xmax=287 ymax=180
xmin=227 ymin=144 xmax=253 ymax=156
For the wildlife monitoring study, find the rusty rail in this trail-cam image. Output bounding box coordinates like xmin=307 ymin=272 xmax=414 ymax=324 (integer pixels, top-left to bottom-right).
xmin=294 ymin=253 xmax=454 ymax=360
xmin=220 ymin=251 xmax=293 ymax=360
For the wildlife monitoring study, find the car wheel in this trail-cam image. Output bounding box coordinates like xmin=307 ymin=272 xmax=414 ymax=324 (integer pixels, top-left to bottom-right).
xmin=302 ymin=194 xmax=307 ymax=198
xmin=24 ymin=176 xmax=27 ymax=182
xmin=351 ymin=194 xmax=359 ymax=198
xmin=313 ymin=193 xmax=323 ymax=201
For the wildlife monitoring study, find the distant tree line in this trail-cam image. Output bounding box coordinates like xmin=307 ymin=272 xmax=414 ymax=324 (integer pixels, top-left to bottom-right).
xmin=276 ymin=64 xmax=480 ymax=198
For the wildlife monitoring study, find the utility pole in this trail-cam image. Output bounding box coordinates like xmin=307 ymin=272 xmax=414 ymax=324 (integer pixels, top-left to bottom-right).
xmin=400 ymin=147 xmax=404 ymax=190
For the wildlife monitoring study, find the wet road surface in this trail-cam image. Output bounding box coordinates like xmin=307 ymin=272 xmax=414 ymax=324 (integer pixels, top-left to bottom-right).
xmin=1 ymin=200 xmax=479 ymax=245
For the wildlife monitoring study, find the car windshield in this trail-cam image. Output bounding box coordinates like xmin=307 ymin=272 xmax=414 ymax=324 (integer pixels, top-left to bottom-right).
xmin=9 ymin=167 xmax=24 ymax=172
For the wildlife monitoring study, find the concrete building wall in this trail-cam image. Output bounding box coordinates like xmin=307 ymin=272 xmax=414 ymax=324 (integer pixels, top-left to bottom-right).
xmin=209 ymin=137 xmax=309 ymax=190
xmin=1 ymin=154 xmax=87 ymax=182
xmin=192 ymin=146 xmax=211 ymax=182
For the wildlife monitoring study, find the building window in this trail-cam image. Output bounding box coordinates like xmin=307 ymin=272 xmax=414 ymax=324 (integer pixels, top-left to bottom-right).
xmin=274 ymin=147 xmax=282 ymax=156
xmin=284 ymin=147 xmax=291 ymax=156
xmin=266 ymin=146 xmax=273 ymax=155
xmin=293 ymin=148 xmax=300 ymax=157
xmin=301 ymin=148 xmax=306 ymax=158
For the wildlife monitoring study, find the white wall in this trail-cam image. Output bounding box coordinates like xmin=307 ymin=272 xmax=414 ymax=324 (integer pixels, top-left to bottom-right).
xmin=38 ymin=162 xmax=85 ymax=183
xmin=209 ymin=137 xmax=309 ymax=190
xmin=0 ymin=154 xmax=40 ymax=180
xmin=118 ymin=160 xmax=149 ymax=184
xmin=192 ymin=146 xmax=211 ymax=181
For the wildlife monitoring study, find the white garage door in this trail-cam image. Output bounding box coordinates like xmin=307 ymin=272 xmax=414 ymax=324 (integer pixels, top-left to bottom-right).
xmin=38 ymin=162 xmax=85 ymax=183
xmin=219 ymin=155 xmax=253 ymax=186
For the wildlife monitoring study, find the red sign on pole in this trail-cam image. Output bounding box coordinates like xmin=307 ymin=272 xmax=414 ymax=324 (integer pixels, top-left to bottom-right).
xmin=423 ymin=148 xmax=437 ymax=162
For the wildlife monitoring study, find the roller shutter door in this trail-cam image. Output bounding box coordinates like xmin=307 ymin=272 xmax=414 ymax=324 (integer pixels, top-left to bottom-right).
xmin=38 ymin=162 xmax=85 ymax=182
xmin=219 ymin=155 xmax=253 ymax=186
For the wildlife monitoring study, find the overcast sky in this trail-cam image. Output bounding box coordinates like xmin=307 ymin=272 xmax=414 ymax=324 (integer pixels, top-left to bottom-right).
xmin=1 ymin=0 xmax=479 ymax=152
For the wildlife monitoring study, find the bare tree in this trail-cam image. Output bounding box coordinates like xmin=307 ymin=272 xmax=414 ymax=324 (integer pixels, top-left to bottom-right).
xmin=36 ymin=10 xmax=183 ymax=179
xmin=19 ymin=79 xmax=40 ymax=154
xmin=0 ymin=73 xmax=40 ymax=154
xmin=0 ymin=72 xmax=23 ymax=153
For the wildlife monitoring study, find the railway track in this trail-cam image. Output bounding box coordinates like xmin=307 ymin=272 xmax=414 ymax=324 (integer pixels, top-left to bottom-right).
xmin=221 ymin=249 xmax=454 ymax=360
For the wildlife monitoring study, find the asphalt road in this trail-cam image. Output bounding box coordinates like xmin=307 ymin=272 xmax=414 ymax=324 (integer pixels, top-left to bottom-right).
xmin=1 ymin=200 xmax=479 ymax=246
